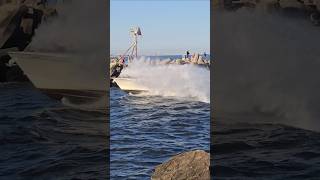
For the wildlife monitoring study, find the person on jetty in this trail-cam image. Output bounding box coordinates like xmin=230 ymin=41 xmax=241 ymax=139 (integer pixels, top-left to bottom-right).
xmin=186 ymin=50 xmax=190 ymax=59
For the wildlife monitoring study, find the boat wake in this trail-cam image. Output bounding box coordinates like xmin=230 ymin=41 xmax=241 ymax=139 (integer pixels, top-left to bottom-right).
xmin=120 ymin=57 xmax=210 ymax=103
xmin=61 ymin=95 xmax=107 ymax=110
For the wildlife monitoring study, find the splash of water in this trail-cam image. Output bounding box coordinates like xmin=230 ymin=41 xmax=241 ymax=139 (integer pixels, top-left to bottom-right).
xmin=29 ymin=0 xmax=107 ymax=55
xmin=120 ymin=57 xmax=210 ymax=103
xmin=214 ymin=9 xmax=320 ymax=131
xmin=61 ymin=95 xmax=107 ymax=111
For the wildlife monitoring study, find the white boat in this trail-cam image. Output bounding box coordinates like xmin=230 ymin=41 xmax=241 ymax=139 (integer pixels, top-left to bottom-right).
xmin=112 ymin=77 xmax=149 ymax=93
xmin=9 ymin=51 xmax=107 ymax=102
xmin=110 ymin=27 xmax=147 ymax=93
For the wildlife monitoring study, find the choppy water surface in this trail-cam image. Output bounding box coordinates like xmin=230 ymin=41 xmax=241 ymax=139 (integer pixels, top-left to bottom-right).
xmin=213 ymin=10 xmax=320 ymax=179
xmin=0 ymin=83 xmax=108 ymax=179
xmin=213 ymin=118 xmax=320 ymax=180
xmin=110 ymin=87 xmax=210 ymax=179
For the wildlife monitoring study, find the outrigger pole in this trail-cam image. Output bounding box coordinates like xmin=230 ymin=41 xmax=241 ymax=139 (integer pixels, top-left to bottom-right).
xmin=121 ymin=27 xmax=142 ymax=62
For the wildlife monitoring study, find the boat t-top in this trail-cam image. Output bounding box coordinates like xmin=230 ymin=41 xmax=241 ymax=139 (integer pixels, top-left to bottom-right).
xmin=110 ymin=26 xmax=149 ymax=93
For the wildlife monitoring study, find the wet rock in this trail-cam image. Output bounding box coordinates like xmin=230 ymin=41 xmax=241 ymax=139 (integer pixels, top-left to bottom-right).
xmin=151 ymin=150 xmax=210 ymax=180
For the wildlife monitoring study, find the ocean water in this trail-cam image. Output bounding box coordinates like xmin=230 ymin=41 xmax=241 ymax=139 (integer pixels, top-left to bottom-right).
xmin=110 ymin=56 xmax=210 ymax=179
xmin=212 ymin=9 xmax=320 ymax=179
xmin=213 ymin=120 xmax=320 ymax=180
xmin=110 ymin=88 xmax=210 ymax=179
xmin=0 ymin=55 xmax=210 ymax=180
xmin=0 ymin=83 xmax=108 ymax=179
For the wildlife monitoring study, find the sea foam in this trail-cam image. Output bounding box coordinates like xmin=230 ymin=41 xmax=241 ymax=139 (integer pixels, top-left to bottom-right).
xmin=120 ymin=57 xmax=210 ymax=103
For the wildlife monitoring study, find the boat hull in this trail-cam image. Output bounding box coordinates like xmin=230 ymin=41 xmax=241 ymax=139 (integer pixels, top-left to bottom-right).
xmin=112 ymin=77 xmax=148 ymax=93
xmin=9 ymin=52 xmax=107 ymax=101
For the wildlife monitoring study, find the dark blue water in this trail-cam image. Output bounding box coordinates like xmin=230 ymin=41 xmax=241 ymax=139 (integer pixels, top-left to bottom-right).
xmin=213 ymin=119 xmax=320 ymax=179
xmin=0 ymin=83 xmax=108 ymax=179
xmin=110 ymin=87 xmax=210 ymax=179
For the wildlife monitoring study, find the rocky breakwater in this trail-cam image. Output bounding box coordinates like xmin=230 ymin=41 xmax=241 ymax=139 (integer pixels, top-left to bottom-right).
xmin=151 ymin=150 xmax=210 ymax=180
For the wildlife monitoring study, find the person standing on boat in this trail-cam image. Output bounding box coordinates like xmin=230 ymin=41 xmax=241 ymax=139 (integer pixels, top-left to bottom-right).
xmin=110 ymin=58 xmax=119 ymax=76
xmin=186 ymin=51 xmax=190 ymax=59
xmin=110 ymin=56 xmax=124 ymax=78
xmin=117 ymin=55 xmax=125 ymax=71
xmin=119 ymin=56 xmax=124 ymax=65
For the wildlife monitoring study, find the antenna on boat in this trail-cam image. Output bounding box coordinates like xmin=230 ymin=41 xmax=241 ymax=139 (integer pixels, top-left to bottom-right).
xmin=122 ymin=27 xmax=142 ymax=61
xmin=131 ymin=27 xmax=142 ymax=58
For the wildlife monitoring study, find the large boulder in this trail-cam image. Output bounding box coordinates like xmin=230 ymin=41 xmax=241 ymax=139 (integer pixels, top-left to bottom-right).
xmin=151 ymin=150 xmax=210 ymax=180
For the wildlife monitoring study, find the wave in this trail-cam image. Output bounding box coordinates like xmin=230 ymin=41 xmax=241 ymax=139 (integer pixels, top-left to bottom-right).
xmin=61 ymin=95 xmax=107 ymax=111
xmin=120 ymin=57 xmax=210 ymax=103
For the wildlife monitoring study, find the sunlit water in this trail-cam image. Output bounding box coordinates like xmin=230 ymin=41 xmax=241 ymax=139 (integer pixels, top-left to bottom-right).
xmin=0 ymin=56 xmax=210 ymax=179
xmin=110 ymin=87 xmax=210 ymax=179
xmin=110 ymin=56 xmax=210 ymax=179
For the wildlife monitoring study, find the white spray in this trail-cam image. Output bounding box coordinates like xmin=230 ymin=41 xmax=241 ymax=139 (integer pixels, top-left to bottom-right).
xmin=214 ymin=8 xmax=320 ymax=131
xmin=120 ymin=57 xmax=210 ymax=103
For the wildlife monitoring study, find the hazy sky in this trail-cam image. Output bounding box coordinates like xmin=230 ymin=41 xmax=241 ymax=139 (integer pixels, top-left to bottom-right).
xmin=110 ymin=0 xmax=210 ymax=55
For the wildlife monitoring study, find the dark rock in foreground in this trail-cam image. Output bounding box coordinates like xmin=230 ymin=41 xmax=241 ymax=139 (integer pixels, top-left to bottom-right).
xmin=151 ymin=150 xmax=210 ymax=180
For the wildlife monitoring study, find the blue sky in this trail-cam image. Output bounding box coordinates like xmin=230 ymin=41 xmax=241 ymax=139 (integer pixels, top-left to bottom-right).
xmin=110 ymin=0 xmax=210 ymax=55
